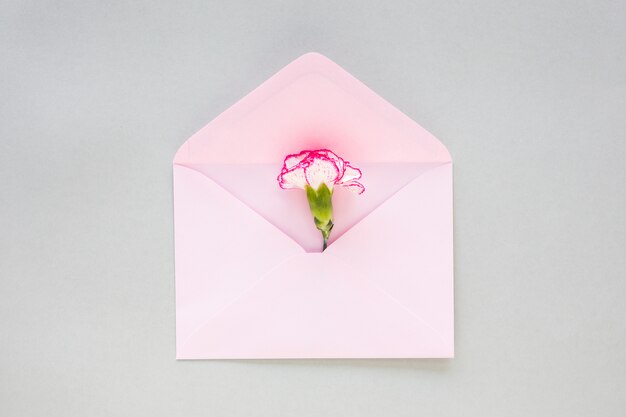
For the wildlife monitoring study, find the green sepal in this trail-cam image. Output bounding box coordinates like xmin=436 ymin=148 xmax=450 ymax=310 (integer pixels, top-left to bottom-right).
xmin=305 ymin=183 xmax=334 ymax=251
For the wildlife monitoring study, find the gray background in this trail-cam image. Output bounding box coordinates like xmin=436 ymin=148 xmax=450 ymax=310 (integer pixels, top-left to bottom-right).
xmin=1 ymin=0 xmax=625 ymax=416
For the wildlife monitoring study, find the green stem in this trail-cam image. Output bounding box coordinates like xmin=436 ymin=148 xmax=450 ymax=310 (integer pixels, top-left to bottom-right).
xmin=318 ymin=220 xmax=332 ymax=252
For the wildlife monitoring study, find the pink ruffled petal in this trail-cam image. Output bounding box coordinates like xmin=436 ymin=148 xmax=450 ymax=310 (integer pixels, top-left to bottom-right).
xmin=304 ymin=156 xmax=340 ymax=190
xmin=315 ymin=149 xmax=344 ymax=175
xmin=339 ymin=180 xmax=365 ymax=194
xmin=278 ymin=149 xmax=364 ymax=195
xmin=278 ymin=166 xmax=307 ymax=189
xmin=284 ymin=150 xmax=310 ymax=170
xmin=338 ymin=162 xmax=362 ymax=184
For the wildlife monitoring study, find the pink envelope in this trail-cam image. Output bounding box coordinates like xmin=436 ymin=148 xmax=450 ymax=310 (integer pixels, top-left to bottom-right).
xmin=173 ymin=53 xmax=453 ymax=359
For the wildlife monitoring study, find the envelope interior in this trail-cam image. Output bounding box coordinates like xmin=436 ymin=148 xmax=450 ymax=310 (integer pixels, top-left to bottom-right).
xmin=181 ymin=162 xmax=445 ymax=252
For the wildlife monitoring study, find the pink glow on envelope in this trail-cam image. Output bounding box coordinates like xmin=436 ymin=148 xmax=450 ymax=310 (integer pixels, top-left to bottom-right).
xmin=173 ymin=53 xmax=453 ymax=358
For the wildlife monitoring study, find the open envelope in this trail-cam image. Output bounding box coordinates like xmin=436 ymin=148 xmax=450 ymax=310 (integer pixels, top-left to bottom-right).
xmin=173 ymin=53 xmax=453 ymax=359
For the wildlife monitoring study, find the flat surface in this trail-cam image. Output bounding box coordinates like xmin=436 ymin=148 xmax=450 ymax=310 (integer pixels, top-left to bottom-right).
xmin=1 ymin=0 xmax=625 ymax=416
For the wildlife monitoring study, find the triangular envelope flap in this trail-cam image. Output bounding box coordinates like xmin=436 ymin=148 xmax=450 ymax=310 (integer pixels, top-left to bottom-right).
xmin=173 ymin=52 xmax=451 ymax=251
xmin=174 ymin=52 xmax=451 ymax=165
xmin=326 ymin=163 xmax=454 ymax=348
xmin=173 ymin=165 xmax=303 ymax=346
xmin=181 ymin=162 xmax=443 ymax=252
xmin=177 ymin=254 xmax=449 ymax=359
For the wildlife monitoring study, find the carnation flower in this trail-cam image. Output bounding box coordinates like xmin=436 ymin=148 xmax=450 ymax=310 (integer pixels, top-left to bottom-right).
xmin=277 ymin=149 xmax=364 ymax=250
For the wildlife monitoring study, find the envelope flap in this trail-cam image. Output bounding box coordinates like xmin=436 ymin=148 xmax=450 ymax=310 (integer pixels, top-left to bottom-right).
xmin=173 ymin=165 xmax=304 ymax=344
xmin=325 ymin=163 xmax=454 ymax=346
xmin=177 ymin=253 xmax=450 ymax=359
xmin=174 ymin=52 xmax=451 ymax=165
xmin=173 ymin=52 xmax=452 ymax=252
